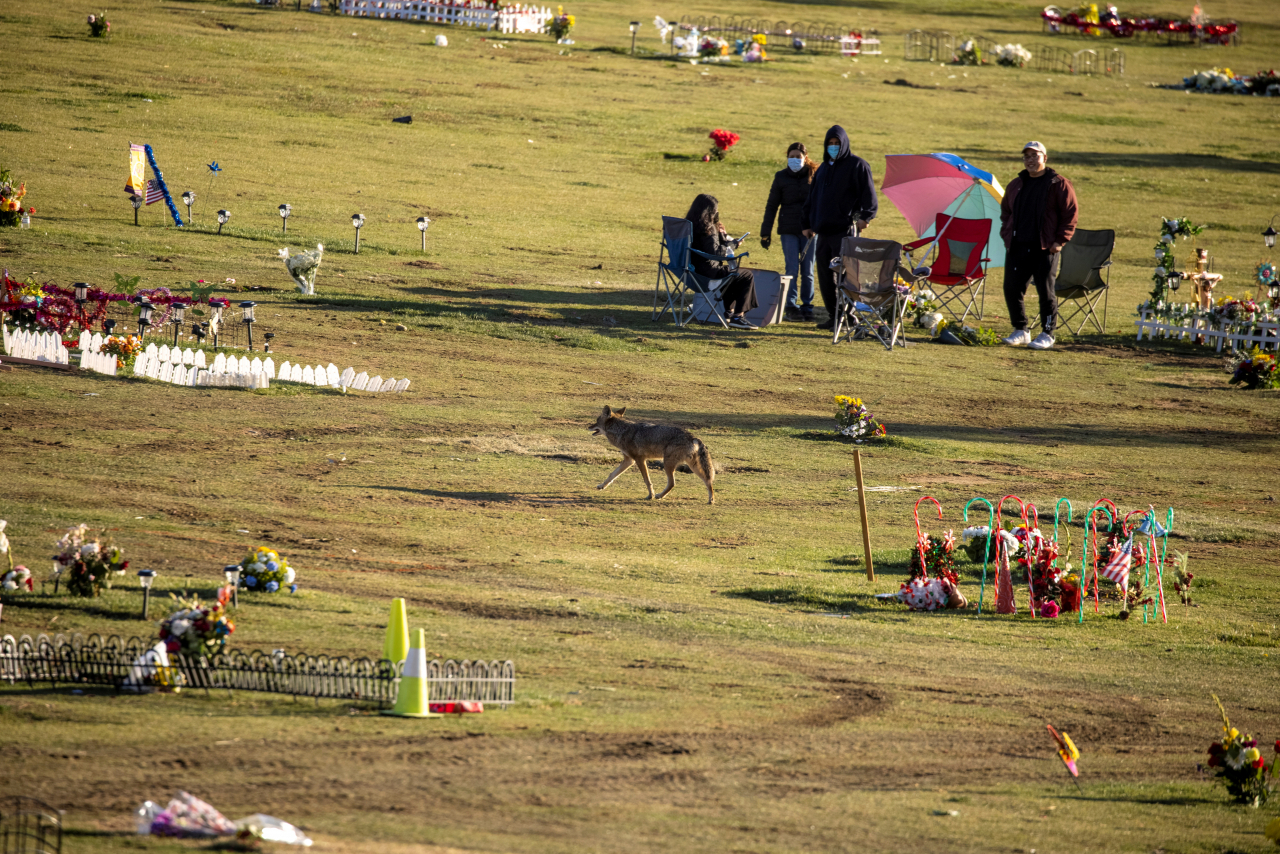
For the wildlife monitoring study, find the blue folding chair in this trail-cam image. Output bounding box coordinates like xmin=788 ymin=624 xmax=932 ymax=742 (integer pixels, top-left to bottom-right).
xmin=653 ymin=216 xmax=748 ymax=328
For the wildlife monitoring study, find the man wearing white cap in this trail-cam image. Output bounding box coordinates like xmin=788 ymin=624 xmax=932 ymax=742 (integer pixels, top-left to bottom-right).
xmin=999 ymin=141 xmax=1078 ymax=350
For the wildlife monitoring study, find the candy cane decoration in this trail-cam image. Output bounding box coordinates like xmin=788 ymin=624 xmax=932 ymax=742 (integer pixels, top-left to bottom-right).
xmin=913 ymin=495 xmax=942 ymax=578
xmin=964 ymin=496 xmax=995 ymax=615
xmin=1024 ymin=504 xmax=1042 ymax=618
xmin=1052 ymin=498 xmax=1073 ymax=565
xmin=1081 ymin=504 xmax=1114 ymax=623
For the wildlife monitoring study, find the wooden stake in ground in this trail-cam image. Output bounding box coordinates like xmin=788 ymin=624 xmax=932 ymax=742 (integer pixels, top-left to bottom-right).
xmin=852 ymin=449 xmax=874 ymax=581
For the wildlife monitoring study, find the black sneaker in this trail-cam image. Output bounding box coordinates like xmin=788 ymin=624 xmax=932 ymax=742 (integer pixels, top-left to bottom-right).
xmin=728 ymin=316 xmax=758 ymax=330
xmin=800 ymin=307 xmax=816 ymax=322
xmin=815 ymin=320 xmax=834 ymax=331
xmin=783 ymin=308 xmax=805 ymax=323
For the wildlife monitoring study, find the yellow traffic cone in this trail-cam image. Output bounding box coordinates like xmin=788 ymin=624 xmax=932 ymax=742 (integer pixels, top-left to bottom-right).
xmin=382 ymin=597 xmax=409 ymax=665
xmin=381 ymin=628 xmax=438 ymax=718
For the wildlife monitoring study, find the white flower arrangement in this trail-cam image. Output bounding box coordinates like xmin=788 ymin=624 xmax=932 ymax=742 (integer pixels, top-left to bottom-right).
xmin=279 ymin=244 xmax=324 ymax=295
xmin=995 ymin=43 xmax=1031 ymax=67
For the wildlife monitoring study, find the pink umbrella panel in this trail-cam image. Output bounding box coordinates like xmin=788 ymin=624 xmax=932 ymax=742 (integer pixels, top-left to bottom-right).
xmin=882 ymin=153 xmax=1007 ymax=269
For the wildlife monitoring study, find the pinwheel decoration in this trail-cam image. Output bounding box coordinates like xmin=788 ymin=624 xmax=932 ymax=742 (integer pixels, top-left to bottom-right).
xmin=1047 ymin=724 xmax=1082 ymax=792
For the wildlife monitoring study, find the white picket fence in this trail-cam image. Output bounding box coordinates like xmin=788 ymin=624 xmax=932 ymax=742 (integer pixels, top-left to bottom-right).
xmin=337 ymin=0 xmax=551 ymax=33
xmin=1135 ymin=310 xmax=1280 ymax=354
xmin=2 ymin=325 xmax=70 ymax=365
xmin=131 ymin=343 xmax=409 ymax=394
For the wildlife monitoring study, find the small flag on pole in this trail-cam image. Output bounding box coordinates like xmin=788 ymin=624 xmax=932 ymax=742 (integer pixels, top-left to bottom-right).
xmin=1099 ymin=536 xmax=1132 ymax=590
xmin=144 ymin=180 xmax=166 ymax=206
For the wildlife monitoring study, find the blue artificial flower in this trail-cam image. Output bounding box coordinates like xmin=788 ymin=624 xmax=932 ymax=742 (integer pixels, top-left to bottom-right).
xmin=208 ymin=161 xmax=221 ymax=173
xmin=244 ymin=575 xmax=257 ymax=587
xmin=266 ymin=561 xmax=279 ymax=572
xmin=266 ymin=581 xmax=279 ymax=593
xmin=290 ymin=583 xmax=299 ymax=594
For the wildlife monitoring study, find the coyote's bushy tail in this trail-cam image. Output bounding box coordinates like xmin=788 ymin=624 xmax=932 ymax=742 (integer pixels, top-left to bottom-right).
xmin=695 ymin=441 xmax=715 ymax=504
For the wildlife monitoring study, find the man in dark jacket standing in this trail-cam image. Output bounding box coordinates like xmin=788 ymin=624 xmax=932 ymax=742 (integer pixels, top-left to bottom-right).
xmin=999 ymin=141 xmax=1078 ymax=351
xmin=801 ymin=125 xmax=878 ymax=330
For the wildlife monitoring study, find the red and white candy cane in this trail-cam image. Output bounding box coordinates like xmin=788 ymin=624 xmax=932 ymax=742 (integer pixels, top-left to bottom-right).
xmin=914 ymin=495 xmax=942 ymax=578
xmin=1024 ymin=503 xmax=1042 ymax=618
xmin=994 ymin=494 xmax=1026 ymax=614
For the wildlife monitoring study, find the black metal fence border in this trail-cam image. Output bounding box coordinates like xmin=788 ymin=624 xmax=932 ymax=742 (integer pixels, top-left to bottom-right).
xmin=0 ymin=633 xmax=514 ymax=708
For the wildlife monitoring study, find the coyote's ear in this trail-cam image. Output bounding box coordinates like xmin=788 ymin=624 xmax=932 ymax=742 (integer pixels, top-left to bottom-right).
xmin=615 ymin=407 xmax=626 ymax=416
xmin=602 ymin=405 xmax=613 ymax=417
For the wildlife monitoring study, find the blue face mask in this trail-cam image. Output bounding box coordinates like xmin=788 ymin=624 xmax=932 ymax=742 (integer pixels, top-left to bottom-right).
xmin=827 ymin=144 xmax=840 ymax=160
xmin=787 ymin=157 xmax=804 ymax=172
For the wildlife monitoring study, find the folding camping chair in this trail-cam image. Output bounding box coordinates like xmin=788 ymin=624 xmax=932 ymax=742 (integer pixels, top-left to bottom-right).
xmin=902 ymin=214 xmax=992 ymax=323
xmin=653 ymin=216 xmax=748 ymax=328
xmin=1054 ymin=228 xmax=1114 ymax=336
xmin=831 ymin=236 xmax=920 ymax=350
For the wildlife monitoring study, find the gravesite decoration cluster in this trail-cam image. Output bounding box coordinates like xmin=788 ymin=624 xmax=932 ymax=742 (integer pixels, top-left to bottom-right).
xmin=2 ymin=0 xmax=1280 ymax=849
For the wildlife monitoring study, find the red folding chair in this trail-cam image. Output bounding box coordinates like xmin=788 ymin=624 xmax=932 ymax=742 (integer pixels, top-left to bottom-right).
xmin=903 ymin=214 xmax=991 ymax=323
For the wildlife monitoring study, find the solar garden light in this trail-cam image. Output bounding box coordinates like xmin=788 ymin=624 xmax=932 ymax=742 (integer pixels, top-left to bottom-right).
xmin=181 ymin=190 xmax=195 ymax=224
xmin=74 ymin=282 xmax=89 ymax=308
xmin=104 ymin=319 xmax=117 ymax=336
xmin=137 ymin=298 xmax=155 ymax=339
xmin=137 ymin=569 xmax=156 ymax=620
xmin=416 ymin=216 xmax=430 ymax=251
xmin=131 ymin=193 xmax=142 ymax=226
xmin=240 ymin=300 xmax=257 ymax=351
xmin=630 ymin=20 xmax=640 ymax=54
xmin=171 ymin=301 xmax=187 ymax=346
xmin=1264 ymin=216 xmax=1278 ymax=250
xmin=223 ymin=564 xmax=240 ymax=608
xmin=352 ymin=213 xmax=365 ymax=253
xmin=216 ymin=209 xmax=230 ymax=235
xmin=278 ymin=203 xmax=291 ymax=233
xmin=264 ymin=331 xmax=275 ymax=353
xmin=193 ymin=322 xmax=207 ymax=345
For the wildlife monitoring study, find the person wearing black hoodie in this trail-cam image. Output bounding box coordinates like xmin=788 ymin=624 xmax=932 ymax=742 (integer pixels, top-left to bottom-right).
xmin=801 ymin=125 xmax=879 ymax=330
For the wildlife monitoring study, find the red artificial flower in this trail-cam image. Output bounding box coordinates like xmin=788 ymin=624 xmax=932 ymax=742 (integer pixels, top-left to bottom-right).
xmin=158 ymin=627 xmax=169 ymax=639
xmin=1207 ymin=754 xmax=1219 ymax=767
xmin=1253 ymin=756 xmax=1266 ymax=769
xmin=26 ymin=207 xmax=34 ymax=215
xmin=165 ymin=638 xmax=180 ymax=653
xmin=1274 ymin=739 xmax=1280 ymax=753
xmin=708 ymin=128 xmax=740 ymax=151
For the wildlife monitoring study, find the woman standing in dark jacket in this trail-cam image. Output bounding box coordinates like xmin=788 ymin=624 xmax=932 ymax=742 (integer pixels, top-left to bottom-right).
xmin=685 ymin=194 xmax=759 ymax=329
xmin=761 ymin=142 xmax=818 ymax=322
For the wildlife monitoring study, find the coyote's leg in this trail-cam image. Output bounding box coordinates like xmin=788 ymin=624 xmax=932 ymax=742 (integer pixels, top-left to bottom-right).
xmin=598 ymin=457 xmax=634 ymax=491
xmin=635 ymin=458 xmax=656 ymax=499
xmin=656 ymin=457 xmax=679 ymax=500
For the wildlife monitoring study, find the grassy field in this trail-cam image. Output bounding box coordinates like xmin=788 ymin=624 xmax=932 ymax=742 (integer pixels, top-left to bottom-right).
xmin=2 ymin=0 xmax=1280 ymax=851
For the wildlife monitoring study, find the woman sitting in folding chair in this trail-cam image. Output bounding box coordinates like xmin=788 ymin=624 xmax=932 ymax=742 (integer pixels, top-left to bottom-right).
xmin=686 ymin=194 xmax=759 ymax=329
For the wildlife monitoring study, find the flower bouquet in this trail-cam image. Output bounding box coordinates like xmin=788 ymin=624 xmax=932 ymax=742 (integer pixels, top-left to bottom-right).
xmin=893 ymin=575 xmax=966 ymax=611
xmin=1206 ymin=695 xmax=1277 ymax=807
xmin=158 ymin=588 xmax=236 ymax=658
xmin=909 ymin=531 xmax=958 ymax=584
xmin=87 ymin=12 xmax=111 ymax=37
xmin=995 ymin=43 xmax=1031 ymax=67
xmin=54 ymin=524 xmax=128 ymax=597
xmin=954 ymin=39 xmax=984 ymax=65
xmin=548 ymin=6 xmax=574 ymax=41
xmin=237 ymin=546 xmax=296 ymax=593
xmin=834 ymin=395 xmax=887 ymax=444
xmin=932 ymin=317 xmax=998 ymax=346
xmin=1228 ymin=348 xmax=1279 ymax=390
xmin=706 ymin=128 xmax=739 ymax=161
xmin=0 ymin=168 xmax=32 ymax=228
xmin=698 ymin=35 xmax=730 ymax=59
xmin=99 ymin=334 xmax=143 ymax=372
xmin=1170 ymin=550 xmax=1194 ymax=606
xmin=1 ymin=521 xmax=32 ymax=592
xmin=1147 ymin=216 xmax=1204 ymax=306
xmin=279 ymin=244 xmax=324 ymax=295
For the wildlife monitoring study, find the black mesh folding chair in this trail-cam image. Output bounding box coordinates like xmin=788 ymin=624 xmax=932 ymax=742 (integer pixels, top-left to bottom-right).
xmin=1055 ymin=228 xmax=1114 ymax=336
xmin=831 ymin=236 xmax=921 ymax=350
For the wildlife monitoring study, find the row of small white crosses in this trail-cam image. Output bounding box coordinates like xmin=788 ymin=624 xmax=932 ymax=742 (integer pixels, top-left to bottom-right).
xmin=2 ymin=326 xmax=70 ymax=364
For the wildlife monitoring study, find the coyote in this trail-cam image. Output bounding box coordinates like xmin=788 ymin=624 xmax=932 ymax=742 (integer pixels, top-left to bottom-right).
xmin=588 ymin=406 xmax=715 ymax=504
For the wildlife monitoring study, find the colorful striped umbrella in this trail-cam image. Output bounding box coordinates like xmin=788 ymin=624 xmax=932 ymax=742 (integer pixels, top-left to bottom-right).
xmin=882 ymin=153 xmax=1006 ymax=268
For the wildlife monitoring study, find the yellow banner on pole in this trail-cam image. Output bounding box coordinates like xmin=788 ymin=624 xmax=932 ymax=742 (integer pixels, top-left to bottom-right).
xmin=127 ymin=143 xmax=146 ymax=196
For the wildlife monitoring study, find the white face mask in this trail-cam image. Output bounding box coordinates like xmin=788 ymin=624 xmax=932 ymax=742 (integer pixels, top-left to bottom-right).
xmin=787 ymin=157 xmax=804 ymax=172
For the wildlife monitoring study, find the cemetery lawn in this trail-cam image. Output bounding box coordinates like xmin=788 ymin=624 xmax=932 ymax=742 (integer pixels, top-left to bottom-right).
xmin=2 ymin=0 xmax=1280 ymax=851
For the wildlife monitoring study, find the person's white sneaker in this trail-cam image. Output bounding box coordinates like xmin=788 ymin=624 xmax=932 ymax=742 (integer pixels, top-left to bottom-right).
xmin=1002 ymin=329 xmax=1031 ymax=346
xmin=1029 ymin=332 xmax=1055 ymax=350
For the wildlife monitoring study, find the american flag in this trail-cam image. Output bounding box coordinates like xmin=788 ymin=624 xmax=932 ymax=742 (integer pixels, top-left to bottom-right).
xmin=144 ymin=180 xmax=165 ymax=206
xmin=1099 ymin=536 xmax=1132 ymax=590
